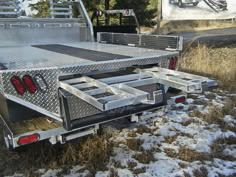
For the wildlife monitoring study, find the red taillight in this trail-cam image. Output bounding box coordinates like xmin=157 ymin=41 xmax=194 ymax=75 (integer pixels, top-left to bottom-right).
xmin=17 ymin=134 xmax=39 ymax=145
xmin=10 ymin=76 xmax=26 ymax=95
xmin=22 ymin=75 xmax=37 ymax=94
xmin=175 ymin=96 xmax=186 ymax=103
xmin=169 ymin=57 xmax=177 ymax=70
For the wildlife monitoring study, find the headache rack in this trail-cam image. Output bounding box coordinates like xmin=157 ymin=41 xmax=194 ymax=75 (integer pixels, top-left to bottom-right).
xmin=0 ymin=0 xmax=20 ymax=17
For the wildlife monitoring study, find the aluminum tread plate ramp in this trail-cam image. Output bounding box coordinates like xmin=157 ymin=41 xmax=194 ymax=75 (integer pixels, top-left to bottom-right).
xmin=33 ymin=44 xmax=131 ymax=62
xmin=135 ymin=67 xmax=216 ymax=92
xmin=59 ymin=75 xmax=164 ymax=111
xmin=59 ymin=67 xmax=216 ymax=111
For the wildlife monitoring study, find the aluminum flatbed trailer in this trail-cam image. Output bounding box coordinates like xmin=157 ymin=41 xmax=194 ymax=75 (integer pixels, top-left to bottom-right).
xmin=0 ymin=0 xmax=216 ymax=150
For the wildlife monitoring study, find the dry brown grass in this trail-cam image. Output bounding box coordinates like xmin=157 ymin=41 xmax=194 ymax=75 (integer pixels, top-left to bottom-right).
xmin=189 ymin=98 xmax=236 ymax=131
xmin=127 ymin=131 xmax=137 ymax=138
xmin=179 ymin=44 xmax=236 ymax=91
xmin=164 ymin=148 xmax=178 ymax=158
xmin=112 ymin=160 xmax=125 ymax=169
xmin=164 ymin=146 xmax=210 ymax=162
xmin=205 ymin=106 xmax=225 ymax=125
xmin=136 ymin=125 xmax=152 ymax=134
xmin=127 ymin=161 xmax=137 ymax=169
xmin=0 ymin=133 xmax=114 ymax=176
xmin=211 ymin=136 xmax=236 ymax=161
xmin=181 ymin=118 xmax=197 ymax=126
xmin=132 ymin=167 xmax=146 ymax=175
xmin=108 ymin=168 xmax=119 ymax=177
xmin=133 ymin=151 xmax=155 ymax=164
xmin=126 ymin=138 xmax=144 ymax=151
xmin=77 ymin=134 xmax=114 ymax=174
xmin=160 ymin=20 xmax=236 ymax=34
xmin=178 ymin=147 xmax=210 ymax=162
xmin=164 ymin=135 xmax=178 ymax=144
xmin=192 ymin=166 xmax=208 ymax=177
xmin=222 ymin=98 xmax=236 ymax=118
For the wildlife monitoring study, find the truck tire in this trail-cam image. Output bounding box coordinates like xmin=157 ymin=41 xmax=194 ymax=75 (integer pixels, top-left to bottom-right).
xmin=178 ymin=0 xmax=183 ymax=8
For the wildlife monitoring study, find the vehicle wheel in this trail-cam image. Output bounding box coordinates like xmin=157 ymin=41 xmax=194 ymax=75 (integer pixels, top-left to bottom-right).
xmin=178 ymin=0 xmax=183 ymax=8
xmin=3 ymin=130 xmax=14 ymax=151
xmin=193 ymin=2 xmax=199 ymax=6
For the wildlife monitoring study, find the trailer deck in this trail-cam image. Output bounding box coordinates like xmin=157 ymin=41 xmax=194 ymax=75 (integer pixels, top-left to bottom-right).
xmin=0 ymin=42 xmax=175 ymax=70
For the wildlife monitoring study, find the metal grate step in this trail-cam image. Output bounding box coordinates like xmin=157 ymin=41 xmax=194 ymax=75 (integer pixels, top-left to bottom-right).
xmin=59 ymin=67 xmax=216 ymax=111
xmin=59 ymin=75 xmax=156 ymax=111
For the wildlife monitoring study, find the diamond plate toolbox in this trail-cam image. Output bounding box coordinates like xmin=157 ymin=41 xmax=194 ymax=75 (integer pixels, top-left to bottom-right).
xmin=1 ymin=55 xmax=171 ymax=119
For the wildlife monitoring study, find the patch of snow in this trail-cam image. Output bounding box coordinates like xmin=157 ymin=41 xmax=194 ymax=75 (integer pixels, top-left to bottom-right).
xmin=41 ymin=169 xmax=61 ymax=177
xmin=224 ymin=115 xmax=236 ymax=125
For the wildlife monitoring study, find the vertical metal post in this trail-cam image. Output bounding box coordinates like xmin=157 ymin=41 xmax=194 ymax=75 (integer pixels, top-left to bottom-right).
xmin=105 ymin=0 xmax=110 ymax=25
xmin=50 ymin=0 xmax=54 ymax=18
xmin=69 ymin=0 xmax=72 ymax=18
xmin=77 ymin=0 xmax=94 ymax=41
xmin=232 ymin=17 xmax=236 ymax=24
xmin=156 ymin=0 xmax=162 ymax=34
xmin=119 ymin=13 xmax=122 ymax=25
xmin=16 ymin=0 xmax=20 ymax=17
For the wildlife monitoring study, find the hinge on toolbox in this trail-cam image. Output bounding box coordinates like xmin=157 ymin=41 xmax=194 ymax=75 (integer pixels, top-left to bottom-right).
xmin=58 ymin=67 xmax=216 ymax=111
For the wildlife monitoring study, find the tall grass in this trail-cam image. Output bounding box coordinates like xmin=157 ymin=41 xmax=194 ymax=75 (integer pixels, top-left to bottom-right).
xmin=179 ymin=44 xmax=236 ymax=91
xmin=0 ymin=133 xmax=114 ymax=176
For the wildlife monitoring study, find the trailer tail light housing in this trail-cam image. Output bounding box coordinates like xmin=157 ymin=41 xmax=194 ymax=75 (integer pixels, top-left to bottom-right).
xmin=169 ymin=57 xmax=177 ymax=70
xmin=10 ymin=76 xmax=26 ymax=95
xmin=34 ymin=74 xmax=48 ymax=93
xmin=175 ymin=96 xmax=186 ymax=103
xmin=17 ymin=133 xmax=39 ymax=145
xmin=22 ymin=75 xmax=37 ymax=94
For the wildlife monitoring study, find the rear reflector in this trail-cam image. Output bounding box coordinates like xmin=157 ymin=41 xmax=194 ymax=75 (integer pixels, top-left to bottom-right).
xmin=10 ymin=76 xmax=26 ymax=95
xmin=175 ymin=96 xmax=186 ymax=103
xmin=22 ymin=75 xmax=37 ymax=94
xmin=169 ymin=57 xmax=177 ymax=70
xmin=17 ymin=134 xmax=39 ymax=145
xmin=34 ymin=74 xmax=48 ymax=92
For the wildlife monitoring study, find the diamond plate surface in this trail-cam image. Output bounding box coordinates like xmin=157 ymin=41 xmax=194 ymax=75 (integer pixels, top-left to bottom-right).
xmin=1 ymin=55 xmax=174 ymax=118
xmin=141 ymin=35 xmax=178 ymax=50
xmin=135 ymin=84 xmax=160 ymax=100
xmin=67 ymin=95 xmax=101 ymax=120
xmin=98 ymin=33 xmax=182 ymax=51
xmin=0 ymin=19 xmax=88 ymax=47
xmin=67 ymin=84 xmax=158 ymax=119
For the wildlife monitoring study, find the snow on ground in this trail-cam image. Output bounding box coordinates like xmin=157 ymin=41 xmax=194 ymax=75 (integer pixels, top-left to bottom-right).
xmin=30 ymin=89 xmax=235 ymax=177
xmin=4 ymin=89 xmax=235 ymax=177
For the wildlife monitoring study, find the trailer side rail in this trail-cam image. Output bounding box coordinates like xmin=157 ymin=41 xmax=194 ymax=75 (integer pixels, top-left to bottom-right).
xmin=97 ymin=32 xmax=183 ymax=51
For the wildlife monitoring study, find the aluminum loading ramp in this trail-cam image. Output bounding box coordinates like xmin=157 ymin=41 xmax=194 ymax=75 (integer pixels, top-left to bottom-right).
xmin=59 ymin=67 xmax=216 ymax=112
